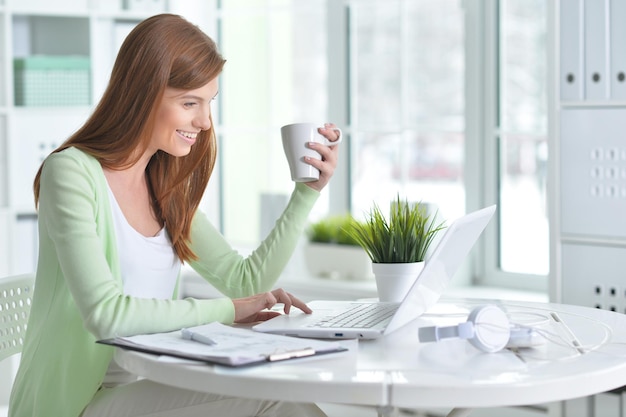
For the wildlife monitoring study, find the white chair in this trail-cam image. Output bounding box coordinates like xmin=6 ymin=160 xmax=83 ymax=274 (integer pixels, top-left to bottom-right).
xmin=0 ymin=274 xmax=34 ymax=362
xmin=0 ymin=274 xmax=34 ymax=416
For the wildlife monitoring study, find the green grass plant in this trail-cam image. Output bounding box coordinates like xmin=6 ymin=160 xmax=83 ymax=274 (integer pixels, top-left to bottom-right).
xmin=307 ymin=214 xmax=360 ymax=246
xmin=345 ymin=195 xmax=446 ymax=263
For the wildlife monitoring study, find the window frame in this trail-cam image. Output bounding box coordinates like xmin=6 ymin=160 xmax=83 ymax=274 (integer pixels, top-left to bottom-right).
xmin=468 ymin=0 xmax=551 ymax=293
xmin=207 ymin=0 xmax=552 ymax=294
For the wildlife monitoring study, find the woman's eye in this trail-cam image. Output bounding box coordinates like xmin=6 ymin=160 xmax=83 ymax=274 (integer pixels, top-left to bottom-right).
xmin=184 ymin=102 xmax=197 ymax=108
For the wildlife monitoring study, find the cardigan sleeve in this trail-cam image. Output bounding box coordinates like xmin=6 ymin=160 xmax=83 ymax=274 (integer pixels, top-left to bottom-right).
xmin=37 ymin=149 xmax=235 ymax=340
xmin=188 ymin=182 xmax=320 ymax=298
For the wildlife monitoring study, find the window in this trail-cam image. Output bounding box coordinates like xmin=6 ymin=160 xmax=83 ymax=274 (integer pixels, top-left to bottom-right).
xmin=216 ymin=0 xmax=330 ymax=244
xmin=499 ymin=0 xmax=548 ymax=276
xmin=214 ymin=0 xmax=550 ymax=291
xmin=480 ymin=0 xmax=549 ymax=290
xmin=348 ymin=0 xmax=465 ymax=230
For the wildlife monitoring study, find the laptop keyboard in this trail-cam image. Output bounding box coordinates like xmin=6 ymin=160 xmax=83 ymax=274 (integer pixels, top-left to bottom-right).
xmin=310 ymin=303 xmax=399 ymax=328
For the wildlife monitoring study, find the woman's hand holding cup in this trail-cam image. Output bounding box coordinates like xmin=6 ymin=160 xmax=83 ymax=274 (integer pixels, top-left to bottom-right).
xmin=281 ymin=122 xmax=342 ymax=192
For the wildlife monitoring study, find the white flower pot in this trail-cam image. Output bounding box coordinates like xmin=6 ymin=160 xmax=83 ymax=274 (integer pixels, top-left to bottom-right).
xmin=304 ymin=243 xmax=374 ymax=280
xmin=372 ymin=262 xmax=425 ymax=302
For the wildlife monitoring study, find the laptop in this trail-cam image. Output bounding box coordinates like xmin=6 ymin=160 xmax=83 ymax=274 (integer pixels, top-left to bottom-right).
xmin=253 ymin=205 xmax=496 ymax=339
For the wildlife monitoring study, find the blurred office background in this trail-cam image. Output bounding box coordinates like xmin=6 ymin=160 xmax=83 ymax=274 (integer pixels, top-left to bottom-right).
xmin=0 ymin=0 xmax=550 ymax=293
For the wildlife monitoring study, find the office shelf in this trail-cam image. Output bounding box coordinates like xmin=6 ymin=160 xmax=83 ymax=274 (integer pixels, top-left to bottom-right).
xmin=0 ymin=1 xmax=171 ymax=277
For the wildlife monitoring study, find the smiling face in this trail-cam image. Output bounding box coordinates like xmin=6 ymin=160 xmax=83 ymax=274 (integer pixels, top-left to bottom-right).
xmin=149 ymin=77 xmax=219 ymax=157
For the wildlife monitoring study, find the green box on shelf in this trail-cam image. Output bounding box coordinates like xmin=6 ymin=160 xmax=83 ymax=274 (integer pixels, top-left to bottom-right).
xmin=14 ymin=55 xmax=91 ymax=106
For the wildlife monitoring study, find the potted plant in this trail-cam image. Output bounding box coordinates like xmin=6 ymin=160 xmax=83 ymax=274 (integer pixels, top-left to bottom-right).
xmin=345 ymin=195 xmax=446 ymax=301
xmin=304 ymin=214 xmax=374 ymax=280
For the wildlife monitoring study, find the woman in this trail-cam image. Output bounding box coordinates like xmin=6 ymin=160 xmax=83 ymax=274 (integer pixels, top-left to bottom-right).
xmin=9 ymin=14 xmax=339 ymax=417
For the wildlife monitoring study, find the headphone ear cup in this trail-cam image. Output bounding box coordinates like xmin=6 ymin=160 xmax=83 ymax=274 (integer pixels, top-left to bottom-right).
xmin=466 ymin=305 xmax=510 ymax=353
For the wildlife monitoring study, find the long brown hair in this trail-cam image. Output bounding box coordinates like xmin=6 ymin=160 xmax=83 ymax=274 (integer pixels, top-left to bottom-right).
xmin=33 ymin=14 xmax=226 ymax=261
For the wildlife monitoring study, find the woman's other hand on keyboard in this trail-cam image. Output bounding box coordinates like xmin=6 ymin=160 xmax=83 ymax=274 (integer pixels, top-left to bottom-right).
xmin=232 ymin=288 xmax=313 ymax=323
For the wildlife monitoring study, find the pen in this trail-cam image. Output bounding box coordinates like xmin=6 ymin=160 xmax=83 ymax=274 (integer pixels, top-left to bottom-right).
xmin=267 ymin=347 xmax=315 ymax=362
xmin=181 ymin=328 xmax=217 ymax=346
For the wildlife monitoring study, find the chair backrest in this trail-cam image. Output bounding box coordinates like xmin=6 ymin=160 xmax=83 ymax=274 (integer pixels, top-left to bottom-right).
xmin=0 ymin=274 xmax=34 ymax=362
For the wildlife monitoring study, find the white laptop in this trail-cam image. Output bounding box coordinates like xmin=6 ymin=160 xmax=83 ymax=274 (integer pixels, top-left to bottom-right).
xmin=253 ymin=205 xmax=496 ymax=339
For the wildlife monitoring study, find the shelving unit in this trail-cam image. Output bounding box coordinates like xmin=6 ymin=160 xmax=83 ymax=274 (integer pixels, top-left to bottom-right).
xmin=553 ymin=1 xmax=626 ymax=416
xmin=0 ymin=0 xmax=175 ymax=277
xmin=554 ymin=0 xmax=626 ymax=311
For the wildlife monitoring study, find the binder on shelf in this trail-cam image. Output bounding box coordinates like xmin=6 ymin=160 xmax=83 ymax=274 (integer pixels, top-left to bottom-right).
xmin=98 ymin=322 xmax=348 ymax=367
xmin=560 ymin=0 xmax=584 ymax=101
xmin=610 ymin=0 xmax=626 ymax=100
xmin=584 ymin=0 xmax=609 ymax=100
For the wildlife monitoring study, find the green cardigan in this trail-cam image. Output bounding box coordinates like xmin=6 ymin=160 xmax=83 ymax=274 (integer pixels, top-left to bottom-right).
xmin=9 ymin=147 xmax=319 ymax=417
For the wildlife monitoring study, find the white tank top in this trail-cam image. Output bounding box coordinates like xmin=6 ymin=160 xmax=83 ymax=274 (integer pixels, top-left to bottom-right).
xmin=103 ymin=182 xmax=182 ymax=386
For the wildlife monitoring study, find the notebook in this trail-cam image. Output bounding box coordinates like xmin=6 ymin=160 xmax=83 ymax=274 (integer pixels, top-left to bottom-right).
xmin=98 ymin=322 xmax=348 ymax=367
xmin=253 ymin=205 xmax=496 ymax=339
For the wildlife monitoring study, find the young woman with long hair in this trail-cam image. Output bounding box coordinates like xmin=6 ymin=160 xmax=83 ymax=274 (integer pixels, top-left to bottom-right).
xmin=9 ymin=13 xmax=339 ymax=417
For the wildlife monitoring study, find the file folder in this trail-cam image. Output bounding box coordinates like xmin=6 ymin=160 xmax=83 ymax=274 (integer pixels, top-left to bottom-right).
xmin=610 ymin=0 xmax=626 ymax=100
xmin=560 ymin=0 xmax=584 ymax=101
xmin=584 ymin=0 xmax=609 ymax=100
xmin=98 ymin=322 xmax=348 ymax=367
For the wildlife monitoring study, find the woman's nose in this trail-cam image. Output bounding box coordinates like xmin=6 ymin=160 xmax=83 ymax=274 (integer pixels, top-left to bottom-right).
xmin=194 ymin=112 xmax=212 ymax=131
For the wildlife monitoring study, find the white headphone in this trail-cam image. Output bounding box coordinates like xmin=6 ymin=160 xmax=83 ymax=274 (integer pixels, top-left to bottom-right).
xmin=418 ymin=304 xmax=511 ymax=353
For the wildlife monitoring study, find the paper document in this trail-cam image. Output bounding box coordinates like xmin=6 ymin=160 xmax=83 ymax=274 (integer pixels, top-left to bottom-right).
xmin=98 ymin=322 xmax=348 ymax=367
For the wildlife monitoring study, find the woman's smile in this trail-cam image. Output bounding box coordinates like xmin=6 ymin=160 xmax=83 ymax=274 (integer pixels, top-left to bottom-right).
xmin=177 ymin=130 xmax=198 ymax=145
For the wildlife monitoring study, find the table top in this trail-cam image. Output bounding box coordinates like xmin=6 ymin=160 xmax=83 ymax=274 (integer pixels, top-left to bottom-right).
xmin=114 ymin=298 xmax=626 ymax=409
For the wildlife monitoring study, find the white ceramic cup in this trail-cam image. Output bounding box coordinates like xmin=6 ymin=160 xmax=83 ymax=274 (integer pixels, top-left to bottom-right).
xmin=281 ymin=123 xmax=342 ymax=182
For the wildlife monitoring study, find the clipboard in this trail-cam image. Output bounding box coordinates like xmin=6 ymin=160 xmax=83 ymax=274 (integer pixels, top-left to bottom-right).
xmin=98 ymin=322 xmax=348 ymax=367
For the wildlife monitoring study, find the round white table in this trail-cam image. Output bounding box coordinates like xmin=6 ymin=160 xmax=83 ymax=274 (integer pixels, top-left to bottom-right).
xmin=114 ymin=298 xmax=626 ymax=417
